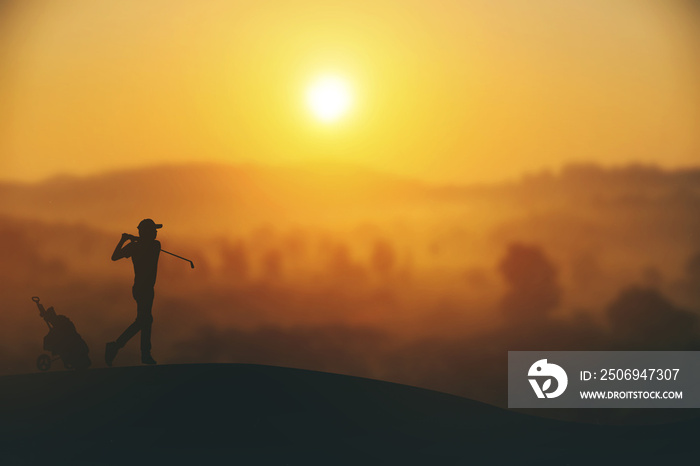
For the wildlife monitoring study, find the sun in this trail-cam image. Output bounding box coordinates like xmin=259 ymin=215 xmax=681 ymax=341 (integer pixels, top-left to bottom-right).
xmin=306 ymin=75 xmax=352 ymax=123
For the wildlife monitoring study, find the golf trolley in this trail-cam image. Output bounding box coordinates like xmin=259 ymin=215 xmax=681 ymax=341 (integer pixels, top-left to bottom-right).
xmin=32 ymin=296 xmax=91 ymax=371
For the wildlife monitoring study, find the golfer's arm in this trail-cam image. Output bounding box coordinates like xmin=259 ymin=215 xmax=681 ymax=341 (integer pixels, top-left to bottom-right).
xmin=111 ymin=240 xmax=129 ymax=261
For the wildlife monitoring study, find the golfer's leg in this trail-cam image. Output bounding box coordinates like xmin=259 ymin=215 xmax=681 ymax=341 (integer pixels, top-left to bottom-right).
xmin=139 ymin=311 xmax=152 ymax=354
xmin=114 ymin=286 xmax=144 ymax=349
xmin=115 ymin=319 xmax=140 ymax=348
xmin=136 ymin=288 xmax=154 ymax=355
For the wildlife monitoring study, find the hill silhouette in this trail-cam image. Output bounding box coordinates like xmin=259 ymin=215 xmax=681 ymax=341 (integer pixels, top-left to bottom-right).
xmin=0 ymin=163 xmax=435 ymax=235
xmin=0 ymin=364 xmax=697 ymax=465
xmin=2 ymin=161 xmax=698 ymax=236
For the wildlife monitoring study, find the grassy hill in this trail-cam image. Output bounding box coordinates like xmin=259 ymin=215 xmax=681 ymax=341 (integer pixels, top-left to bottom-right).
xmin=0 ymin=364 xmax=697 ymax=465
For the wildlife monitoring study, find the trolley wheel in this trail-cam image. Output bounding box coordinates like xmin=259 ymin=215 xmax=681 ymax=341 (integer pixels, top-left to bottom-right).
xmin=36 ymin=354 xmax=51 ymax=371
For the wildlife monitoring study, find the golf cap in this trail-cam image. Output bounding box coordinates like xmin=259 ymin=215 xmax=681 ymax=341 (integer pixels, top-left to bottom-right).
xmin=138 ymin=218 xmax=163 ymax=230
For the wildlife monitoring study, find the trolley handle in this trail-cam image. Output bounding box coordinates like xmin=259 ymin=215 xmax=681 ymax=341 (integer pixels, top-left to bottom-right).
xmin=32 ymin=296 xmax=45 ymax=313
xmin=32 ymin=296 xmax=49 ymax=322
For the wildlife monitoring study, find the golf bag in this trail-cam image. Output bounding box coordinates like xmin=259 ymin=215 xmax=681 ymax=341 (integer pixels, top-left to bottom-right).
xmin=32 ymin=297 xmax=91 ymax=371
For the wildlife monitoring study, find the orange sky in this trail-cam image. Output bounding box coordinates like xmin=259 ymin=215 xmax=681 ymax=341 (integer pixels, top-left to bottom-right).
xmin=1 ymin=0 xmax=699 ymax=184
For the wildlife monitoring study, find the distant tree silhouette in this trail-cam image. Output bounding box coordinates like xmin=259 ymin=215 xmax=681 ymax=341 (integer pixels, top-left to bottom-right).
xmin=498 ymin=243 xmax=561 ymax=321
xmin=686 ymin=252 xmax=700 ymax=282
xmin=262 ymin=248 xmax=283 ymax=282
xmin=282 ymin=229 xmax=308 ymax=261
xmin=327 ymin=243 xmax=366 ymax=285
xmin=606 ymin=286 xmax=698 ymax=348
xmin=220 ymin=240 xmax=249 ymax=283
xmin=371 ymin=239 xmax=396 ymax=277
xmin=679 ymin=251 xmax=700 ymax=309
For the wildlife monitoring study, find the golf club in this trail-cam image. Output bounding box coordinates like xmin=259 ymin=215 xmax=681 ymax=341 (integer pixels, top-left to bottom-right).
xmin=124 ymin=234 xmax=194 ymax=269
xmin=161 ymin=249 xmax=195 ymax=269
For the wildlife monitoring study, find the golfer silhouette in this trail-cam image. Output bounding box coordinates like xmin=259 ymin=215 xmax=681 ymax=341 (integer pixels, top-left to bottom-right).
xmin=106 ymin=219 xmax=162 ymax=366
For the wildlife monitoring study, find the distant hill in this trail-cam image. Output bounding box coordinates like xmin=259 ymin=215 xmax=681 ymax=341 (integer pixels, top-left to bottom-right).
xmin=0 ymin=163 xmax=438 ymax=235
xmin=0 ymin=364 xmax=697 ymax=465
xmin=1 ymin=162 xmax=698 ymax=236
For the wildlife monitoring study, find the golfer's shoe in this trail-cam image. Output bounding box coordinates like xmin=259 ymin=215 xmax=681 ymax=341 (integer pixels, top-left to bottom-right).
xmin=105 ymin=342 xmax=119 ymax=367
xmin=141 ymin=354 xmax=157 ymax=365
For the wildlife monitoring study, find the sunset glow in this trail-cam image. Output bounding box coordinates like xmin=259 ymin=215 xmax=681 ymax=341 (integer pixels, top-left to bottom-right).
xmin=306 ymin=76 xmax=352 ymax=123
xmin=0 ymin=1 xmax=698 ymax=183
